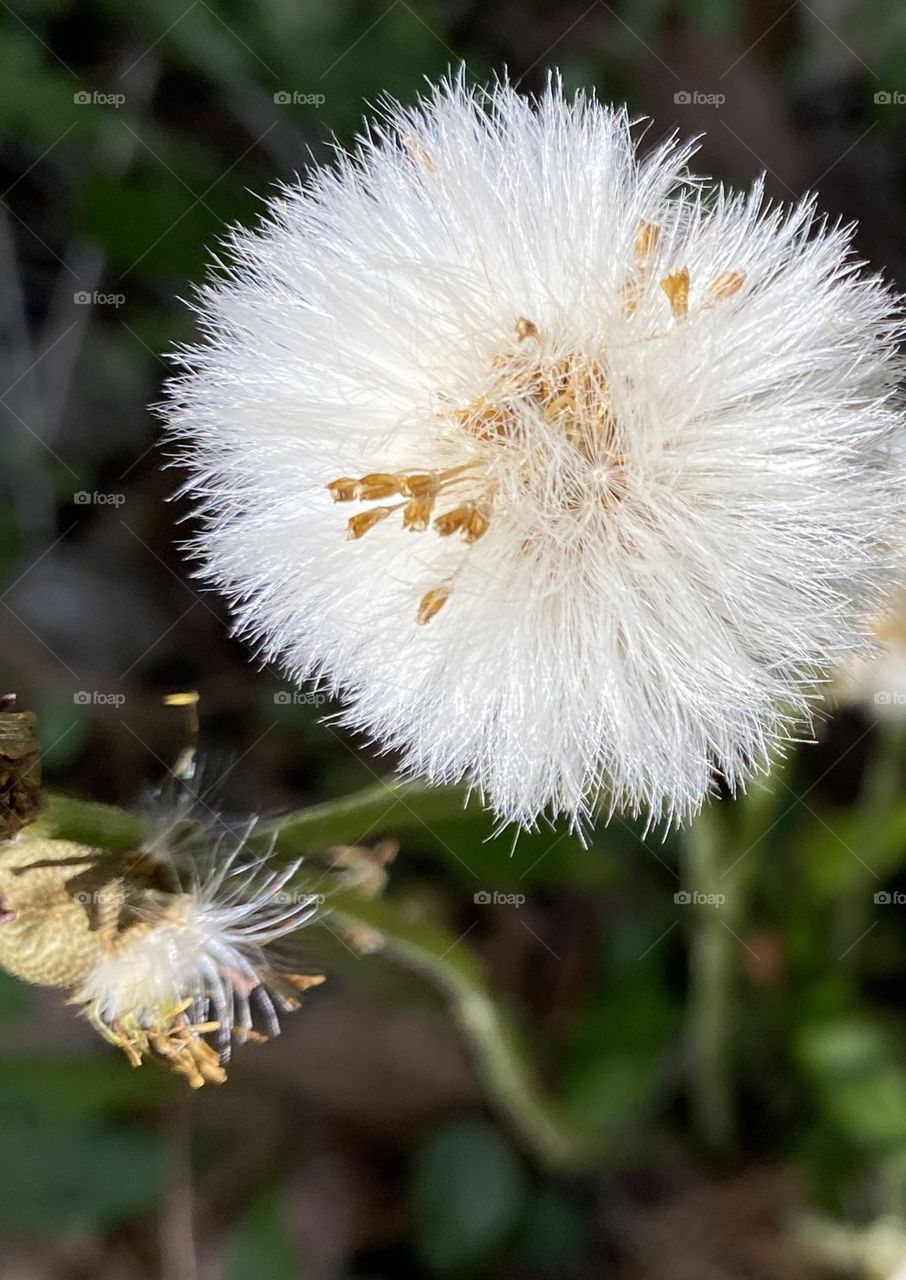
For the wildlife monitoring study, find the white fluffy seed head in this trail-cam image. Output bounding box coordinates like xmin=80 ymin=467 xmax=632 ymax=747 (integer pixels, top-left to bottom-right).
xmin=162 ymin=71 xmax=906 ymax=833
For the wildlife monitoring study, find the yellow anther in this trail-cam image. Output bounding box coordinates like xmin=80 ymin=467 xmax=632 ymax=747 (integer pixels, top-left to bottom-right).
xmin=327 ymin=477 xmax=359 ymax=502
xmin=434 ymin=505 xmax=471 ymax=537
xmin=347 ymin=507 xmax=392 ymax=539
xmin=403 ymin=496 xmax=434 ymax=531
xmin=400 ymin=473 xmax=439 ymax=498
xmin=417 ymin=583 xmax=451 ymax=625
xmin=634 ymin=220 xmax=660 ymax=269
xmin=355 ymin=473 xmax=401 ymax=500
xmin=463 ymin=506 xmax=490 ymax=543
xmin=706 ymin=270 xmax=745 ymax=305
xmin=660 ymin=268 xmax=690 ymax=319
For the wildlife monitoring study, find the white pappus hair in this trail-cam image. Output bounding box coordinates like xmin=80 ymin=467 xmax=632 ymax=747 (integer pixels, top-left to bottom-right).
xmin=162 ymin=70 xmax=906 ymax=833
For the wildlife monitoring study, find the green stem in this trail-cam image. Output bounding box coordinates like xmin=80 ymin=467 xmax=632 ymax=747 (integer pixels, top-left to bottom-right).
xmin=34 ymin=777 xmax=474 ymax=858
xmin=681 ymin=804 xmax=739 ymax=1157
xmin=256 ymin=777 xmax=477 ymax=854
xmin=372 ymin=922 xmax=590 ymax=1172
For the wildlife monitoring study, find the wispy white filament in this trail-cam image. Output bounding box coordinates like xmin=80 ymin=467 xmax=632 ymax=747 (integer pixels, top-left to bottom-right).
xmin=163 ymin=72 xmax=906 ymax=832
xmin=76 ymin=833 xmax=318 ymax=1059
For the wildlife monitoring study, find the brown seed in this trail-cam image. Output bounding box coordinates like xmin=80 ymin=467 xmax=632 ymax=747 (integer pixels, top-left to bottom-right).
xmin=515 ymin=317 xmax=539 ymax=342
xmin=433 ymin=505 xmax=471 ymax=537
xmin=416 ymin=583 xmax=451 ymax=625
xmin=403 ymin=496 xmax=434 ymax=531
xmin=464 ymin=507 xmax=490 ymax=543
xmin=400 ymin=473 xmax=439 ymax=498
xmin=327 ymin=477 xmax=359 ymax=502
xmin=706 ymin=270 xmax=745 ymax=304
xmin=347 ymin=507 xmax=392 ymax=540
xmin=660 ymin=268 xmax=690 ymax=319
xmin=356 ymin=473 xmax=401 ymax=500
xmin=634 ymin=219 xmax=660 ymax=267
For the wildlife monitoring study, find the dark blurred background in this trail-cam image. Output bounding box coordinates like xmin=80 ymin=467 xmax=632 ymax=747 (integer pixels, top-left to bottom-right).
xmin=4 ymin=0 xmax=906 ymax=1276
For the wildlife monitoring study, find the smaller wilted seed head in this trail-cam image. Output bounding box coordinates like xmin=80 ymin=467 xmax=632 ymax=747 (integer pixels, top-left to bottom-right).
xmin=0 ymin=831 xmax=322 ymax=1088
xmin=163 ymin=72 xmax=906 ymax=832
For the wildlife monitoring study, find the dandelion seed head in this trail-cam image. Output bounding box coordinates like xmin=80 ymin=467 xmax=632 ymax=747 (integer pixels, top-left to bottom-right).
xmin=162 ymin=71 xmax=906 ymax=831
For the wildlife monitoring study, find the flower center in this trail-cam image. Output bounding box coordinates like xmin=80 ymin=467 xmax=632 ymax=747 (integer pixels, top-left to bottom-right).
xmin=327 ymin=216 xmax=745 ymax=624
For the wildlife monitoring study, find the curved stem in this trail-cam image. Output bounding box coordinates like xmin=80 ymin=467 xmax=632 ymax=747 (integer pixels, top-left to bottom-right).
xmin=370 ymin=921 xmax=591 ymax=1172
xmin=681 ymin=804 xmax=739 ymax=1158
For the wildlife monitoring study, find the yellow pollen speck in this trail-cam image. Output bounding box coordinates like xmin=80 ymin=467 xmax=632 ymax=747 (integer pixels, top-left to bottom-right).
xmin=660 ymin=268 xmax=690 ymax=319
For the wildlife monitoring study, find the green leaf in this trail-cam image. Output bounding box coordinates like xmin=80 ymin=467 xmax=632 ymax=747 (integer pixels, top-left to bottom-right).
xmin=797 ymin=1018 xmax=906 ymax=1152
xmin=410 ymin=1119 xmax=528 ymax=1274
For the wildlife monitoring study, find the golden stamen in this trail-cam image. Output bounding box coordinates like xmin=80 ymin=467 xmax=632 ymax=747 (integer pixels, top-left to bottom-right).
xmin=347 ymin=507 xmax=393 ymax=539
xmin=399 ymin=473 xmax=439 ymax=498
xmin=463 ymin=505 xmax=490 ymax=544
xmin=433 ymin=505 xmax=471 ymax=537
xmin=417 ymin=583 xmax=452 ymax=625
xmin=634 ymin=220 xmax=660 ymax=267
xmin=327 ymin=477 xmax=359 ymax=502
xmin=355 ymin=473 xmax=401 ymax=500
xmin=660 ymin=268 xmax=690 ymax=319
xmin=403 ymin=496 xmax=434 ymax=531
xmin=285 ymin=973 xmax=326 ymax=992
xmin=706 ymin=269 xmax=745 ymax=304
